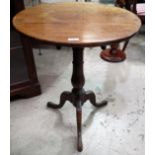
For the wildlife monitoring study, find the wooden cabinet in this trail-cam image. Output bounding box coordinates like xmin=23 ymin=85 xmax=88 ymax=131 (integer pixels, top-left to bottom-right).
xmin=11 ymin=0 xmax=41 ymax=98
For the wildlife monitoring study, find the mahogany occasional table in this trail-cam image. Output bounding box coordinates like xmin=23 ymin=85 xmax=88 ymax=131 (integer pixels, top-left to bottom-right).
xmin=13 ymin=2 xmax=141 ymax=152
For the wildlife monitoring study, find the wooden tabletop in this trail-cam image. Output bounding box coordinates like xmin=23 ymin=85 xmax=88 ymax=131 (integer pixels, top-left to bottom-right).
xmin=13 ymin=2 xmax=141 ymax=47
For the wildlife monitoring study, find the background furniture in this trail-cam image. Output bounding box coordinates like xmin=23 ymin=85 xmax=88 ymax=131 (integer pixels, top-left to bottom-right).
xmin=100 ymin=0 xmax=145 ymax=62
xmin=99 ymin=0 xmax=128 ymax=62
xmin=115 ymin=0 xmax=145 ymax=22
xmin=124 ymin=0 xmax=145 ymax=24
xmin=11 ymin=0 xmax=41 ymax=98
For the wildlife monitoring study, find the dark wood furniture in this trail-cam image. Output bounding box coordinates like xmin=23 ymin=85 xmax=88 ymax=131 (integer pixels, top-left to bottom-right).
xmin=115 ymin=0 xmax=145 ymax=23
xmin=13 ymin=2 xmax=141 ymax=151
xmin=100 ymin=0 xmax=129 ymax=62
xmin=100 ymin=41 xmax=129 ymax=62
xmin=11 ymin=0 xmax=41 ymax=98
xmin=125 ymin=0 xmax=145 ymax=24
xmin=100 ymin=0 xmax=145 ymax=62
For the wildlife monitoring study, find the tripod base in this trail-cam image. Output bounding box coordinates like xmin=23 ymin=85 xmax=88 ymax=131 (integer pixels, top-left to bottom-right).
xmin=47 ymin=89 xmax=107 ymax=152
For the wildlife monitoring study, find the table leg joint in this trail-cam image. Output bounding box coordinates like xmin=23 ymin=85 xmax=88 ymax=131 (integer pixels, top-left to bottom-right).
xmin=83 ymin=90 xmax=108 ymax=107
xmin=47 ymin=91 xmax=72 ymax=109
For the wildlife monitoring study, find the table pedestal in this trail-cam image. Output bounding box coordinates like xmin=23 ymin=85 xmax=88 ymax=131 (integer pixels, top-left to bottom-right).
xmin=47 ymin=47 xmax=108 ymax=152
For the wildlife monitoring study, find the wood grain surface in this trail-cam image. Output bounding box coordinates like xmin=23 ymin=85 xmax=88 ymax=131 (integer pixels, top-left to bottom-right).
xmin=13 ymin=2 xmax=141 ymax=47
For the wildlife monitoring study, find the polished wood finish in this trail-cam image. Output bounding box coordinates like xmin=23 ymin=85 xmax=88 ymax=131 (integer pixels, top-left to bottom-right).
xmin=100 ymin=42 xmax=127 ymax=62
xmin=101 ymin=0 xmax=143 ymax=62
xmin=13 ymin=2 xmax=141 ymax=47
xmin=101 ymin=0 xmax=127 ymax=62
xmin=115 ymin=0 xmax=145 ymax=24
xmin=13 ymin=2 xmax=141 ymax=151
xmin=100 ymin=39 xmax=129 ymax=62
xmin=127 ymin=0 xmax=145 ymax=24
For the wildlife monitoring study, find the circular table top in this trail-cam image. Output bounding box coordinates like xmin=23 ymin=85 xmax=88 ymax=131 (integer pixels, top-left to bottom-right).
xmin=13 ymin=2 xmax=141 ymax=47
